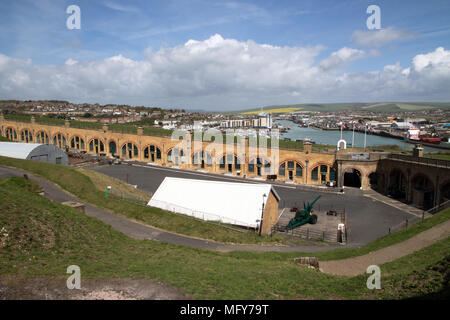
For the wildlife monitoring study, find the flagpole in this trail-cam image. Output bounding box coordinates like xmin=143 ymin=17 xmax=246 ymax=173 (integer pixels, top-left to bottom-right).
xmin=352 ymin=123 xmax=355 ymax=148
xmin=364 ymin=124 xmax=367 ymax=150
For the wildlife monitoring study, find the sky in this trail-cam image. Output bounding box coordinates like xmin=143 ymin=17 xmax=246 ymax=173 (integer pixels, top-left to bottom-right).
xmin=0 ymin=0 xmax=450 ymax=111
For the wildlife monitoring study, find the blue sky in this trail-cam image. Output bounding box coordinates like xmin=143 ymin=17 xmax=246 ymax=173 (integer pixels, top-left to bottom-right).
xmin=1 ymin=0 xmax=450 ymax=110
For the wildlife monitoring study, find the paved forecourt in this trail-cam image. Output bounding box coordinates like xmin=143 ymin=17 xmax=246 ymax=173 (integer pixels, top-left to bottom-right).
xmin=91 ymin=162 xmax=418 ymax=246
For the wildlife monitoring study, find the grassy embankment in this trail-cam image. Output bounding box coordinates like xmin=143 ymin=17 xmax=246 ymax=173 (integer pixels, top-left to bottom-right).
xmin=1 ymin=155 xmax=449 ymax=251
xmin=0 ymin=156 xmax=285 ymax=244
xmin=0 ymin=176 xmax=448 ymax=299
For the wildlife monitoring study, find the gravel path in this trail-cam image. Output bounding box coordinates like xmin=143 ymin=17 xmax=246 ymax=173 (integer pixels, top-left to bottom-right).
xmin=0 ymin=166 xmax=346 ymax=253
xmin=319 ymin=219 xmax=450 ymax=276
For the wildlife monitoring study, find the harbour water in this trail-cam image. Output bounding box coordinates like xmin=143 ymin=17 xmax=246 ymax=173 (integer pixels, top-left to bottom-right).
xmin=276 ymin=120 xmax=441 ymax=153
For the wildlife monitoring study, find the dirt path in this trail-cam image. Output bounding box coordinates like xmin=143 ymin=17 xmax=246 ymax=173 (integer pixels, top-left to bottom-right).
xmin=0 ymin=166 xmax=345 ymax=253
xmin=0 ymin=276 xmax=191 ymax=300
xmin=319 ymin=219 xmax=450 ymax=276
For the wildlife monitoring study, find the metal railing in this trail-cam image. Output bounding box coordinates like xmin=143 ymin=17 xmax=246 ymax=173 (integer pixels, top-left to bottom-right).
xmin=148 ymin=199 xmax=254 ymax=230
xmin=426 ymin=200 xmax=450 ymax=215
xmin=388 ymin=200 xmax=450 ymax=234
xmin=388 ymin=153 xmax=450 ymax=168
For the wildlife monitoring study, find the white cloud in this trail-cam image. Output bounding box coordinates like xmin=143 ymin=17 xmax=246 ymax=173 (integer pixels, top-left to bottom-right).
xmin=351 ymin=26 xmax=418 ymax=47
xmin=0 ymin=36 xmax=449 ymax=109
xmin=412 ymin=47 xmax=450 ymax=72
xmin=103 ymin=2 xmax=139 ymax=13
xmin=319 ymin=47 xmax=365 ymax=70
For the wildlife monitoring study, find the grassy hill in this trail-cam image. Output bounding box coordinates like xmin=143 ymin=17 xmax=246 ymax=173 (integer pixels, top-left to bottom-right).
xmin=0 ymin=175 xmax=449 ymax=299
xmin=231 ymin=102 xmax=450 ymax=114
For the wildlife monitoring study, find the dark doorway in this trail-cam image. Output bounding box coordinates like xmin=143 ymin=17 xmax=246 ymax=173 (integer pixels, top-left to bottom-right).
xmin=228 ymin=163 xmax=232 ymax=172
xmin=369 ymin=172 xmax=378 ymax=189
xmin=288 ymin=171 xmax=293 ymax=180
xmin=344 ymin=169 xmax=361 ymax=188
xmin=389 ymin=170 xmax=406 ymax=199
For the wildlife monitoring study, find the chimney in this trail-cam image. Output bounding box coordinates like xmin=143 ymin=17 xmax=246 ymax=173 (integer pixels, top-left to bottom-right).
xmin=413 ymin=144 xmax=424 ymax=157
xmin=303 ymin=139 xmax=312 ymax=154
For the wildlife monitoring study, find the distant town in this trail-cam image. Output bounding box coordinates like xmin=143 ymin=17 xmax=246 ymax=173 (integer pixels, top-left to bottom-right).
xmin=1 ymin=100 xmax=449 ymax=149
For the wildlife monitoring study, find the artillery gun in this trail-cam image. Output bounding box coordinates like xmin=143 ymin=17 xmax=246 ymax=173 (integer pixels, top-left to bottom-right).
xmin=285 ymin=195 xmax=321 ymax=231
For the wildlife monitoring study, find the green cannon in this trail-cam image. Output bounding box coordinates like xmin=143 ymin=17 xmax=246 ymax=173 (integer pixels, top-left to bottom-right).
xmin=285 ymin=195 xmax=321 ymax=231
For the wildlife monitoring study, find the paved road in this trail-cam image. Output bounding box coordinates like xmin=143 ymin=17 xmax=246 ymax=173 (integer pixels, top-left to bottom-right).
xmin=320 ymin=219 xmax=450 ymax=276
xmin=0 ymin=166 xmax=345 ymax=252
xmin=90 ymin=163 xmax=419 ymax=246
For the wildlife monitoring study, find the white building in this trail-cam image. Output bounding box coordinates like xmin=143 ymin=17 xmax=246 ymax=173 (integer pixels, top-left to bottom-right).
xmin=148 ymin=177 xmax=280 ymax=233
xmin=0 ymin=142 xmax=68 ymax=165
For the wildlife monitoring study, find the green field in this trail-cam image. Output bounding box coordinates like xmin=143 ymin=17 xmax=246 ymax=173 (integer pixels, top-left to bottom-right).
xmin=232 ymin=102 xmax=450 ymax=114
xmin=241 ymin=107 xmax=303 ymax=115
xmin=0 ymin=175 xmax=448 ymax=299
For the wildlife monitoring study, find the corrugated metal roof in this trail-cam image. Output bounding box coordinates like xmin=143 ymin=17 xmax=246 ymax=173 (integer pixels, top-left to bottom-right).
xmin=148 ymin=177 xmax=279 ymax=228
xmin=0 ymin=142 xmax=43 ymax=159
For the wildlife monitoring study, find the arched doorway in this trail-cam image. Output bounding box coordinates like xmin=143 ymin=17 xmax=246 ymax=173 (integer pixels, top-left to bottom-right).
xmin=5 ymin=127 xmax=17 ymax=141
xmin=248 ymin=158 xmax=270 ymax=176
xmin=53 ymin=133 xmax=67 ymax=149
xmin=388 ymin=169 xmax=406 ymax=200
xmin=89 ymin=138 xmax=105 ymax=154
xmin=70 ymin=136 xmax=85 ymax=150
xmin=143 ymin=145 xmax=162 ymax=162
xmin=312 ymin=164 xmax=332 ymax=184
xmin=344 ymin=168 xmax=362 ymax=188
xmin=192 ymin=151 xmax=212 ymax=168
xmin=278 ymin=160 xmax=303 ymax=181
xmin=36 ymin=131 xmax=49 ymax=144
xmin=440 ymin=181 xmax=450 ymax=204
xmin=167 ymin=148 xmax=185 ymax=165
xmin=411 ymin=174 xmax=434 ymax=210
xmin=20 ymin=129 xmax=33 ymax=143
xmin=121 ymin=142 xmax=138 ymax=159
xmin=369 ymin=172 xmax=378 ymax=190
xmin=109 ymin=141 xmax=117 ymax=156
xmin=220 ymin=154 xmax=242 ymax=173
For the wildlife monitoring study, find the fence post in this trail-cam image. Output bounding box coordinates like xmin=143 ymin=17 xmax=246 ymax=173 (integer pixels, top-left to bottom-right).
xmin=422 ymin=211 xmax=425 ymax=222
xmin=389 ymin=227 xmax=391 ymax=235
xmin=405 ymin=218 xmax=408 ymax=229
xmin=307 ymin=228 xmax=309 ymax=239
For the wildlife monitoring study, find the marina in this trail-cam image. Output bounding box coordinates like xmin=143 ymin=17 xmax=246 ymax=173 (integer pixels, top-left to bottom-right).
xmin=276 ymin=120 xmax=444 ymax=153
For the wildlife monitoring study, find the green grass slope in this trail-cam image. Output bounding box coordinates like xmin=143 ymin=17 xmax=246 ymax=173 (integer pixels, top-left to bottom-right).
xmin=1 ymin=176 xmax=449 ymax=299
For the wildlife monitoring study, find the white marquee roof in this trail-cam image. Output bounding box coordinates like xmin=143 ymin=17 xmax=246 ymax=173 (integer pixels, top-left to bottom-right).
xmin=148 ymin=177 xmax=280 ymax=228
xmin=0 ymin=142 xmax=44 ymax=159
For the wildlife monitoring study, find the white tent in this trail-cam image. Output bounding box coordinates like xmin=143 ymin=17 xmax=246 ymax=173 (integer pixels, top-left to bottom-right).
xmin=148 ymin=177 xmax=280 ymax=228
xmin=0 ymin=142 xmax=68 ymax=165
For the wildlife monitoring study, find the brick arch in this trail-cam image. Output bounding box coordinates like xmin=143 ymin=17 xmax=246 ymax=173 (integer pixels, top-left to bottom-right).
xmin=411 ymin=172 xmax=435 ymax=190
xmin=69 ymin=135 xmax=86 ymax=150
xmin=311 ymin=162 xmax=336 ymax=184
xmin=19 ymin=128 xmax=33 ymax=143
xmin=248 ymin=156 xmax=271 ymax=175
xmin=278 ymin=159 xmax=305 ymax=180
xmin=120 ymin=141 xmax=139 ymax=159
xmin=310 ymin=161 xmax=334 ymax=171
xmin=5 ymin=127 xmax=18 ymax=141
xmin=142 ymin=144 xmax=162 ymax=162
xmin=279 ymin=158 xmax=305 ymax=168
xmin=87 ymin=137 xmax=105 ymax=154
xmin=191 ymin=150 xmax=213 ymax=167
xmin=107 ymin=139 xmax=118 ymax=155
xmin=35 ymin=130 xmax=50 ymax=144
xmin=439 ymin=179 xmax=450 ymax=204
xmin=52 ymin=132 xmax=67 ymax=148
